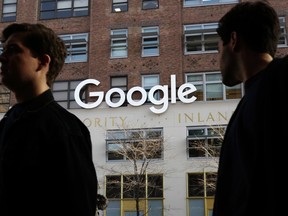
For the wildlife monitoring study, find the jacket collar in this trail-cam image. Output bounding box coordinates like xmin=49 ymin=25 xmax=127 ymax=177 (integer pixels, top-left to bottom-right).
xmin=6 ymin=89 xmax=55 ymax=116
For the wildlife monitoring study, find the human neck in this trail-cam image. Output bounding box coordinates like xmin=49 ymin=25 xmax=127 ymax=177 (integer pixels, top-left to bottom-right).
xmin=15 ymin=85 xmax=49 ymax=103
xmin=242 ymin=52 xmax=273 ymax=82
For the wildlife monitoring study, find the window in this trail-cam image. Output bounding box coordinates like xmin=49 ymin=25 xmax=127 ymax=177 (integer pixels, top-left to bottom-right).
xmin=279 ymin=17 xmax=287 ymax=47
xmin=142 ymin=74 xmax=160 ymax=101
xmin=110 ymin=76 xmax=128 ymax=106
xmin=111 ymin=29 xmax=128 ymax=58
xmin=112 ymin=0 xmax=128 ymax=12
xmin=142 ymin=0 xmax=158 ymax=10
xmin=186 ymin=72 xmax=243 ymax=101
xmin=59 ymin=33 xmax=88 ymax=63
xmin=187 ymin=172 xmax=216 ymax=216
xmin=106 ymin=174 xmax=163 ymax=216
xmin=184 ymin=23 xmax=218 ymax=54
xmin=0 ymin=84 xmax=10 ymax=113
xmin=187 ymin=126 xmax=226 ymax=158
xmin=184 ymin=0 xmax=238 ymax=7
xmin=52 ymin=80 xmax=86 ymax=109
xmin=106 ymin=128 xmax=163 ymax=161
xmin=1 ymin=0 xmax=17 ymax=22
xmin=142 ymin=26 xmax=159 ymax=57
xmin=40 ymin=0 xmax=89 ymax=20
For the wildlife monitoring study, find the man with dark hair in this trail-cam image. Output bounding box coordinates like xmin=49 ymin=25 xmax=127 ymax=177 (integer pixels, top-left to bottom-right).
xmin=0 ymin=23 xmax=98 ymax=216
xmin=213 ymin=1 xmax=288 ymax=216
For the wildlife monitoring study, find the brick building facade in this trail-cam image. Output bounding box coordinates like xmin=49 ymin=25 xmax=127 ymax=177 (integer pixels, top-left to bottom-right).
xmin=0 ymin=1 xmax=287 ymax=216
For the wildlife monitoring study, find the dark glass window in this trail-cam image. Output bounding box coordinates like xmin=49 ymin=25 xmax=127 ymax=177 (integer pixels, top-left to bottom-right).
xmin=142 ymin=0 xmax=158 ymax=10
xmin=40 ymin=0 xmax=89 ymax=20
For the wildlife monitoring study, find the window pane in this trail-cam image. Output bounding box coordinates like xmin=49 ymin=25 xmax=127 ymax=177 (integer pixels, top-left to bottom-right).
xmin=113 ymin=3 xmax=128 ymax=12
xmin=53 ymin=82 xmax=68 ymax=90
xmin=74 ymin=0 xmax=88 ymax=7
xmin=143 ymin=37 xmax=158 ymax=44
xmin=53 ymin=91 xmax=68 ymax=100
xmin=148 ymin=200 xmax=162 ymax=216
xmin=57 ymin=0 xmax=72 ymax=9
xmin=188 ymin=173 xmax=204 ymax=196
xmin=142 ymin=27 xmax=159 ymax=56
xmin=107 ymin=131 xmax=126 ymax=139
xmin=40 ymin=0 xmax=88 ymax=19
xmin=4 ymin=0 xmax=17 ymax=3
xmin=188 ymin=140 xmax=206 ymax=157
xmin=106 ymin=176 xmax=121 ymax=198
xmin=0 ymin=85 xmax=10 ymax=113
xmin=204 ymin=34 xmax=218 ymax=51
xmin=148 ymin=175 xmax=163 ymax=197
xmin=112 ymin=39 xmax=127 ymax=46
xmin=188 ymin=128 xmax=205 ymax=136
xmin=41 ymin=2 xmax=56 ymax=11
xmin=186 ymin=35 xmax=202 ymax=52
xmin=113 ymin=0 xmax=127 ymax=3
xmin=206 ymin=173 xmax=217 ymax=196
xmin=184 ymin=0 xmax=238 ymax=7
xmin=206 ymin=73 xmax=221 ymax=81
xmin=111 ymin=47 xmax=127 ymax=57
xmin=123 ymin=175 xmax=145 ymax=198
xmin=111 ymin=77 xmax=127 ymax=86
xmin=206 ymin=83 xmax=223 ymax=100
xmin=226 ymin=85 xmax=241 ymax=99
xmin=52 ymin=80 xmax=83 ymax=109
xmin=189 ymin=199 xmax=205 ymax=216
xmin=143 ymin=46 xmax=159 ymax=55
xmin=111 ymin=29 xmax=128 ymax=58
xmin=187 ymin=74 xmax=203 ymax=82
xmin=60 ymin=33 xmax=88 ymax=63
xmin=106 ymin=200 xmax=121 ymax=216
xmin=143 ymin=0 xmax=159 ymax=9
xmin=143 ymin=76 xmax=159 ymax=88
xmin=3 ymin=5 xmax=16 ymax=13
xmin=108 ymin=151 xmax=124 ymax=160
xmin=73 ymin=7 xmax=88 ymax=16
xmin=193 ymin=84 xmax=203 ymax=101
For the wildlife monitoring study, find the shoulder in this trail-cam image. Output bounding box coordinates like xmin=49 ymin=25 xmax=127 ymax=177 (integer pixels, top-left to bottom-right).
xmin=271 ymin=55 xmax=288 ymax=73
xmin=42 ymin=102 xmax=90 ymax=136
xmin=264 ymin=55 xmax=288 ymax=82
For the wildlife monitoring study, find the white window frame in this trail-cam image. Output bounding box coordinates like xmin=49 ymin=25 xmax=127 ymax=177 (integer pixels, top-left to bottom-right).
xmin=112 ymin=0 xmax=128 ymax=12
xmin=142 ymin=0 xmax=159 ymax=10
xmin=185 ymin=72 xmax=244 ymax=101
xmin=106 ymin=128 xmax=163 ymax=161
xmin=279 ymin=17 xmax=287 ymax=47
xmin=1 ymin=0 xmax=17 ymax=22
xmin=111 ymin=29 xmax=128 ymax=58
xmin=110 ymin=76 xmax=128 ymax=105
xmin=142 ymin=26 xmax=159 ymax=57
xmin=142 ymin=74 xmax=160 ymax=101
xmin=184 ymin=0 xmax=238 ymax=7
xmin=186 ymin=126 xmax=226 ymax=158
xmin=52 ymin=80 xmax=84 ymax=109
xmin=184 ymin=23 xmax=219 ymax=54
xmin=59 ymin=33 xmax=88 ymax=63
xmin=187 ymin=172 xmax=216 ymax=216
xmin=105 ymin=174 xmax=163 ymax=216
xmin=0 ymin=84 xmax=10 ymax=113
xmin=40 ymin=0 xmax=89 ymax=19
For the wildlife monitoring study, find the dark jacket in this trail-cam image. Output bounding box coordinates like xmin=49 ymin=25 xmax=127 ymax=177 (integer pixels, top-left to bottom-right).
xmin=213 ymin=55 xmax=288 ymax=216
xmin=0 ymin=90 xmax=98 ymax=216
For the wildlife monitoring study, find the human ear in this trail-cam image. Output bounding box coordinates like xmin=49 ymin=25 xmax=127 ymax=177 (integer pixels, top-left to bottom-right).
xmin=230 ymin=31 xmax=240 ymax=52
xmin=37 ymin=54 xmax=51 ymax=71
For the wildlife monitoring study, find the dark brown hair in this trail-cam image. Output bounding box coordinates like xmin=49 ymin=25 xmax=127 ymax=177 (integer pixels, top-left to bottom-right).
xmin=217 ymin=1 xmax=280 ymax=57
xmin=1 ymin=23 xmax=67 ymax=86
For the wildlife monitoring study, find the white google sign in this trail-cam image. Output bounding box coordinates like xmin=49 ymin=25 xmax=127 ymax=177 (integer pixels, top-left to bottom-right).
xmin=74 ymin=74 xmax=197 ymax=114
